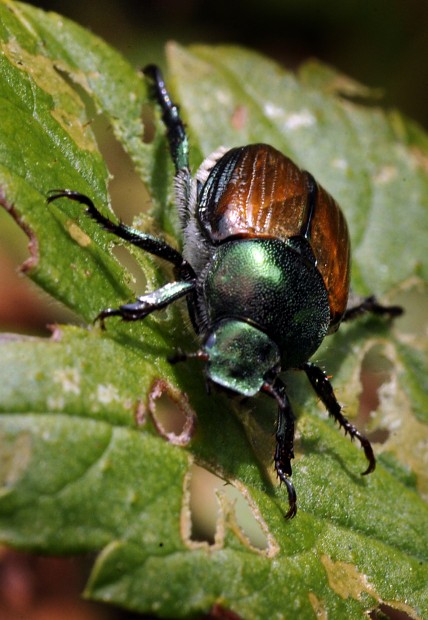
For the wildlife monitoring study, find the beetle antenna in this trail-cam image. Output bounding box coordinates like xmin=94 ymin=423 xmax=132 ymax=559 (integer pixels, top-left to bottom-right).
xmin=168 ymin=349 xmax=208 ymax=364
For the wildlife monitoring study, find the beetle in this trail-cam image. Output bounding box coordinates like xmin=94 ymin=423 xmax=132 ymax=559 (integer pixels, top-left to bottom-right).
xmin=48 ymin=65 xmax=403 ymax=518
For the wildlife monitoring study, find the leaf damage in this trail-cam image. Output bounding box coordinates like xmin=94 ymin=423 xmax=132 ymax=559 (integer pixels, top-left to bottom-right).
xmin=321 ymin=554 xmax=377 ymax=601
xmin=2 ymin=37 xmax=98 ymax=153
xmin=181 ymin=463 xmax=279 ymax=557
xmin=0 ymin=189 xmax=39 ymax=275
xmin=148 ymin=378 xmax=197 ymax=446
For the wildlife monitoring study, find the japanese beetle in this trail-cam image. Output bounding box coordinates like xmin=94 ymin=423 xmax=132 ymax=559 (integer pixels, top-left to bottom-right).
xmin=48 ymin=65 xmax=403 ymax=518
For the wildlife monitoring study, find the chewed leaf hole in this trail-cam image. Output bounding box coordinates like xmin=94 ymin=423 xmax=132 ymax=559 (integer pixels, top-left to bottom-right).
xmin=358 ymin=345 xmax=393 ymax=444
xmin=187 ymin=464 xmax=272 ymax=553
xmin=388 ymin=279 xmax=428 ymax=342
xmin=149 ymin=379 xmax=196 ymax=445
xmin=51 ymin=64 xmax=149 ymax=223
xmin=368 ymin=602 xmax=417 ymax=620
xmin=111 ymin=245 xmax=148 ymax=294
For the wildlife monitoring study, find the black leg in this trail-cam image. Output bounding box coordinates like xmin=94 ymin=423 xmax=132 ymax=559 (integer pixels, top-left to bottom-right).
xmin=96 ymin=280 xmax=195 ymax=328
xmin=47 ymin=190 xmax=192 ymax=272
xmin=48 ymin=191 xmax=197 ymax=328
xmin=263 ymin=378 xmax=297 ymax=519
xmin=343 ymin=294 xmax=403 ymax=322
xmin=143 ymin=65 xmax=189 ymax=175
xmin=302 ymin=362 xmax=375 ymax=475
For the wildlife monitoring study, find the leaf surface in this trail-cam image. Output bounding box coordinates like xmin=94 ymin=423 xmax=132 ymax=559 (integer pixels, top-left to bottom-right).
xmin=0 ymin=3 xmax=427 ymax=618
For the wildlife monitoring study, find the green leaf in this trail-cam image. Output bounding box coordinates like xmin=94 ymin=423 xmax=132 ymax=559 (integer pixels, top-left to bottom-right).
xmin=1 ymin=3 xmax=427 ymax=619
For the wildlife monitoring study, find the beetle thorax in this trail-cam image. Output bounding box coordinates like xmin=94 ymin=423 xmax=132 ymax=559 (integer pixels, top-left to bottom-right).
xmin=199 ymin=237 xmax=331 ymax=370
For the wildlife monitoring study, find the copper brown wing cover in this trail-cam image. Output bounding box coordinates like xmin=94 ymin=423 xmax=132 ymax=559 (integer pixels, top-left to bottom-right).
xmin=198 ymin=144 xmax=350 ymax=327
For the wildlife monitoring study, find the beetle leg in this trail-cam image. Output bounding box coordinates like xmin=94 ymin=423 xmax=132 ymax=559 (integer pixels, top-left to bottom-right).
xmin=143 ymin=65 xmax=189 ymax=175
xmin=302 ymin=362 xmax=376 ymax=475
xmin=96 ymin=280 xmax=195 ymax=328
xmin=143 ymin=65 xmax=194 ymax=228
xmin=262 ymin=378 xmax=297 ymax=519
xmin=47 ymin=190 xmax=191 ymax=272
xmin=343 ymin=294 xmax=403 ymax=322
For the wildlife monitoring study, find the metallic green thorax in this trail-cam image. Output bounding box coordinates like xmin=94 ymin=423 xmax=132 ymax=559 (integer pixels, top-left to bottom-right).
xmin=202 ymin=237 xmax=330 ymax=371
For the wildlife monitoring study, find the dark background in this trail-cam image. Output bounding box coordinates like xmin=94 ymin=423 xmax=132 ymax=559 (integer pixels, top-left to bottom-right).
xmin=30 ymin=0 xmax=428 ymax=129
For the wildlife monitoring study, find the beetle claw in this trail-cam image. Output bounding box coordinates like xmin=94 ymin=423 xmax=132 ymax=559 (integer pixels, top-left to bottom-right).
xmin=276 ymin=468 xmax=297 ymax=520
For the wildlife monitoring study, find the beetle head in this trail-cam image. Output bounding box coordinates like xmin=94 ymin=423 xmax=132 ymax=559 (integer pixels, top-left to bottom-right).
xmin=203 ymin=320 xmax=280 ymax=397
